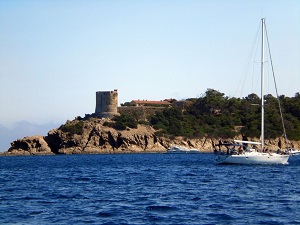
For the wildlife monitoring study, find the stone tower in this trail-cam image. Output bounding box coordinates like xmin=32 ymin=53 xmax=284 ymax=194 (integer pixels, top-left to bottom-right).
xmin=95 ymin=89 xmax=119 ymax=118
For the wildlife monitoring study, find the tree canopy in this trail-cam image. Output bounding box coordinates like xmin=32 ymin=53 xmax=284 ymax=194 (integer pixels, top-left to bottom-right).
xmin=148 ymin=89 xmax=300 ymax=140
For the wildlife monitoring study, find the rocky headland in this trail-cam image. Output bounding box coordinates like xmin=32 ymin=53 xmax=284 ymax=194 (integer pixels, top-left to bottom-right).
xmin=2 ymin=117 xmax=300 ymax=156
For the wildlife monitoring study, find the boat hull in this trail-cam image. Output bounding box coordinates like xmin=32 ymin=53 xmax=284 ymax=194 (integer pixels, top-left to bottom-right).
xmin=290 ymin=149 xmax=300 ymax=156
xmin=216 ymin=152 xmax=289 ymax=165
xmin=167 ymin=151 xmax=199 ymax=154
xmin=167 ymin=146 xmax=200 ymax=154
xmin=167 ymin=150 xmax=200 ymax=154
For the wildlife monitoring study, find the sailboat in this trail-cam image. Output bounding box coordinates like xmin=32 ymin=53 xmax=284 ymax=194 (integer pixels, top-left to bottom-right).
xmin=215 ymin=18 xmax=290 ymax=165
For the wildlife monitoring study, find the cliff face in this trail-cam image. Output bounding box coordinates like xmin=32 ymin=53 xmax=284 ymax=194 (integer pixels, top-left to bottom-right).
xmin=2 ymin=117 xmax=300 ymax=156
xmin=45 ymin=118 xmax=168 ymax=154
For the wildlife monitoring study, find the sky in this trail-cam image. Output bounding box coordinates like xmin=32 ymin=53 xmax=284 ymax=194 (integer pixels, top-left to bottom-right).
xmin=0 ymin=0 xmax=299 ymax=151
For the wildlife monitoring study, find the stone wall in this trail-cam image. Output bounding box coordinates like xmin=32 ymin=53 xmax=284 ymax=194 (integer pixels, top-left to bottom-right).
xmin=118 ymin=106 xmax=166 ymax=121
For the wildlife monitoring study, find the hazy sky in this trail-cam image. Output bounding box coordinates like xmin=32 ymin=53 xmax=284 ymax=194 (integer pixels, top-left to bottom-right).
xmin=0 ymin=0 xmax=299 ymax=150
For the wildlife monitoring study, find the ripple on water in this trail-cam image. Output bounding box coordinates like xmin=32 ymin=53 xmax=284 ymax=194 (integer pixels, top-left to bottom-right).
xmin=0 ymin=153 xmax=300 ymax=224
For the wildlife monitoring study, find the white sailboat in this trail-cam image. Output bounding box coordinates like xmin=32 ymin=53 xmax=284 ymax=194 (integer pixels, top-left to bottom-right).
xmin=215 ymin=18 xmax=290 ymax=165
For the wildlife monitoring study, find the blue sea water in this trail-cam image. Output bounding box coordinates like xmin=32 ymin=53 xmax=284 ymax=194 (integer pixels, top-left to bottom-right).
xmin=0 ymin=153 xmax=300 ymax=225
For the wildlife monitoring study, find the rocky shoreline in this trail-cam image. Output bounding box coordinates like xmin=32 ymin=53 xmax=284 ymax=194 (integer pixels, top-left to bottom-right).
xmin=1 ymin=117 xmax=299 ymax=156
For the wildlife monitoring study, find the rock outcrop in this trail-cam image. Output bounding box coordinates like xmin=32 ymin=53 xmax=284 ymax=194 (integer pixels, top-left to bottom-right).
xmin=3 ymin=118 xmax=166 ymax=155
xmin=2 ymin=117 xmax=300 ymax=156
xmin=6 ymin=135 xmax=54 ymax=155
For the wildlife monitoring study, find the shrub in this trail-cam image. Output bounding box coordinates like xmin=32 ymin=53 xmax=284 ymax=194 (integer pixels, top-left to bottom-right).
xmin=103 ymin=114 xmax=138 ymax=130
xmin=59 ymin=121 xmax=84 ymax=135
xmin=112 ymin=114 xmax=138 ymax=129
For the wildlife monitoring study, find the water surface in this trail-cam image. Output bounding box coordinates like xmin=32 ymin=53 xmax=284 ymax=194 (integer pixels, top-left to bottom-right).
xmin=1 ymin=153 xmax=299 ymax=224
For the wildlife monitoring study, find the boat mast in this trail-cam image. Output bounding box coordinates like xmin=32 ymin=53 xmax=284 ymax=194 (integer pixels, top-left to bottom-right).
xmin=261 ymin=18 xmax=265 ymax=151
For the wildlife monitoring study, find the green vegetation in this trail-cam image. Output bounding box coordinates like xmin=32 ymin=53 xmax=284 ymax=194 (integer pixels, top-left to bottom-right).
xmin=59 ymin=121 xmax=84 ymax=135
xmin=61 ymin=89 xmax=300 ymax=141
xmin=149 ymin=89 xmax=300 ymax=140
xmin=120 ymin=101 xmax=137 ymax=107
xmin=104 ymin=114 xmax=138 ymax=130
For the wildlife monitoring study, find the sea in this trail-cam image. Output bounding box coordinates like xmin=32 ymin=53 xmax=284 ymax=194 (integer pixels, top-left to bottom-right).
xmin=0 ymin=153 xmax=300 ymax=225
